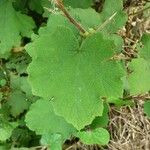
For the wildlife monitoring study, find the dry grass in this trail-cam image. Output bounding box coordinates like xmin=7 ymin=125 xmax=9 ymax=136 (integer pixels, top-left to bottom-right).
xmin=108 ymin=100 xmax=150 ymax=150
xmin=64 ymin=100 xmax=150 ymax=150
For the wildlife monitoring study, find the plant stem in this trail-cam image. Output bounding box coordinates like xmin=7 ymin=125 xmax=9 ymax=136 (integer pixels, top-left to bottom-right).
xmin=54 ymin=0 xmax=87 ymax=34
xmin=97 ymin=12 xmax=117 ymax=31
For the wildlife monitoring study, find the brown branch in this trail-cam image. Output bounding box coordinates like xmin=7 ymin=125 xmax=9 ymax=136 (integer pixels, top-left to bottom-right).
xmin=54 ymin=0 xmax=87 ymax=34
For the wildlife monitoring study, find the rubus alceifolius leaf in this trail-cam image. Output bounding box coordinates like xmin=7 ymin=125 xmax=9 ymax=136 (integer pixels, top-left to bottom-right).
xmin=26 ymin=21 xmax=125 ymax=130
xmin=0 ymin=0 xmax=35 ymax=58
xmin=128 ymin=34 xmax=150 ymax=95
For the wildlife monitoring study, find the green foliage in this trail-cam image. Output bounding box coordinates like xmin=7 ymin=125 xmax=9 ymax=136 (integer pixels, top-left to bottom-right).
xmin=0 ymin=0 xmax=149 ymax=149
xmin=64 ymin=0 xmax=93 ymax=8
xmin=128 ymin=58 xmax=150 ymax=95
xmin=0 ymin=0 xmax=35 ymax=58
xmin=26 ymin=25 xmax=125 ymax=129
xmin=40 ymin=134 xmax=62 ymax=150
xmin=25 ymin=99 xmax=76 ymax=140
xmin=144 ymin=101 xmax=150 ymax=117
xmin=91 ymin=103 xmax=109 ymax=129
xmin=28 ymin=0 xmax=51 ymax=14
xmin=128 ymin=34 xmax=150 ymax=95
xmin=7 ymin=91 xmax=30 ymax=117
xmin=0 ymin=118 xmax=18 ymax=141
xmin=76 ymin=128 xmax=110 ymax=145
xmin=140 ymin=34 xmax=150 ymax=61
xmin=97 ymin=0 xmax=127 ymax=33
xmin=70 ymin=8 xmax=102 ymax=30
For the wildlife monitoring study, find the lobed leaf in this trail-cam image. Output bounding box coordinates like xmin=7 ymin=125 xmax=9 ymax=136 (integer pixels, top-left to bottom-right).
xmin=26 ymin=25 xmax=125 ymax=130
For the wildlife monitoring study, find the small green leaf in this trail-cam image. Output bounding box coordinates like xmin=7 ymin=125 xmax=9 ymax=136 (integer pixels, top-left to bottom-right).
xmin=99 ymin=0 xmax=127 ymax=33
xmin=77 ymin=128 xmax=110 ymax=145
xmin=70 ymin=8 xmax=101 ymax=30
xmin=0 ymin=119 xmax=17 ymax=141
xmin=28 ymin=0 xmax=51 ymax=14
xmin=128 ymin=34 xmax=150 ymax=95
xmin=7 ymin=91 xmax=30 ymax=117
xmin=140 ymin=34 xmax=150 ymax=61
xmin=0 ymin=79 xmax=6 ymax=87
xmin=144 ymin=101 xmax=150 ymax=117
xmin=128 ymin=58 xmax=150 ymax=95
xmin=91 ymin=103 xmax=109 ymax=128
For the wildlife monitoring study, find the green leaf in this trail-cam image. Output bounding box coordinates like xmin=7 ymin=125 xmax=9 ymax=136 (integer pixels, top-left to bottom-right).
xmin=41 ymin=134 xmax=62 ymax=150
xmin=11 ymin=128 xmax=33 ymax=147
xmin=91 ymin=103 xmax=109 ymax=128
xmin=101 ymin=0 xmax=123 ymax=18
xmin=128 ymin=59 xmax=150 ymax=95
xmin=28 ymin=0 xmax=51 ymax=14
xmin=69 ymin=6 xmax=127 ymax=33
xmin=64 ymin=0 xmax=93 ymax=8
xmin=6 ymin=52 xmax=31 ymax=74
xmin=70 ymin=8 xmax=101 ymax=30
xmin=99 ymin=0 xmax=127 ymax=33
xmin=0 ymin=145 xmax=10 ymax=150
xmin=128 ymin=34 xmax=150 ymax=95
xmin=7 ymin=91 xmax=30 ymax=117
xmin=25 ymin=99 xmax=76 ymax=140
xmin=38 ymin=13 xmax=78 ymax=37
xmin=143 ymin=2 xmax=150 ymax=18
xmin=77 ymin=128 xmax=110 ymax=145
xmin=140 ymin=34 xmax=150 ymax=61
xmin=10 ymin=74 xmax=33 ymax=98
xmin=12 ymin=0 xmax=28 ymax=12
xmin=26 ymin=26 xmax=124 ymax=130
xmin=144 ymin=101 xmax=150 ymax=117
xmin=0 ymin=118 xmax=17 ymax=141
xmin=0 ymin=79 xmax=7 ymax=87
xmin=0 ymin=0 xmax=35 ymax=58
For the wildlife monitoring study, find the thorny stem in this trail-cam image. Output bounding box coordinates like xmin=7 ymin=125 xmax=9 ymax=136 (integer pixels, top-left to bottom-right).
xmin=53 ymin=0 xmax=87 ymax=34
xmin=97 ymin=12 xmax=117 ymax=31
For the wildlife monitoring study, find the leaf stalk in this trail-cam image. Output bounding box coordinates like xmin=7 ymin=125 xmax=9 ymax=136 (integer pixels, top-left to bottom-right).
xmin=54 ymin=0 xmax=87 ymax=34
